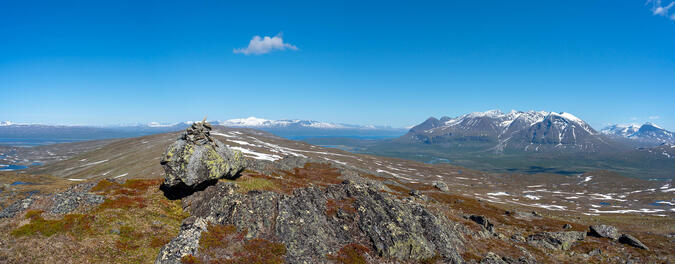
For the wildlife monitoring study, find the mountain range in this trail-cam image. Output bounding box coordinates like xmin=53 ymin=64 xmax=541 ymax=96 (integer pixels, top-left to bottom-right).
xmin=398 ymin=110 xmax=674 ymax=153
xmin=601 ymin=123 xmax=674 ymax=145
xmin=400 ymin=110 xmax=611 ymax=153
xmin=0 ymin=117 xmax=407 ymax=145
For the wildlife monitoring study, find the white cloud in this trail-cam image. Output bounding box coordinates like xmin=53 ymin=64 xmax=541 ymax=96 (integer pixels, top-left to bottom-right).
xmin=647 ymin=0 xmax=675 ymax=20
xmin=649 ymin=115 xmax=661 ymax=120
xmin=233 ymin=33 xmax=298 ymax=55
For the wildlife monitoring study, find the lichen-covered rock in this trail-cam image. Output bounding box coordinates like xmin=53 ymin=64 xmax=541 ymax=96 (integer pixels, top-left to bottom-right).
xmin=589 ymin=224 xmax=619 ymax=240
xmin=157 ymin=181 xmax=465 ymax=264
xmin=618 ymin=234 xmax=649 ymax=250
xmin=160 ymin=121 xmax=246 ymax=189
xmin=527 ymin=231 xmax=586 ymax=251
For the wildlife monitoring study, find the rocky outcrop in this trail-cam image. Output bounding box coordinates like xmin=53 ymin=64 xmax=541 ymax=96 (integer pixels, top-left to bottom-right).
xmin=160 ymin=120 xmax=246 ymax=191
xmin=618 ymin=234 xmax=648 ymax=250
xmin=589 ymin=224 xmax=619 ymax=240
xmin=527 ymin=231 xmax=586 ymax=251
xmin=156 ymin=180 xmax=465 ymax=264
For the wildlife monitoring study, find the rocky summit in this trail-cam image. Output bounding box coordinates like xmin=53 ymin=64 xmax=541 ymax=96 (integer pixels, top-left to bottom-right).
xmin=160 ymin=120 xmax=246 ymax=191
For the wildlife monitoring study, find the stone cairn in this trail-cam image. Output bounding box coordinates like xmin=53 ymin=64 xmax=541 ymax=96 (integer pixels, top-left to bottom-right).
xmin=183 ymin=117 xmax=218 ymax=147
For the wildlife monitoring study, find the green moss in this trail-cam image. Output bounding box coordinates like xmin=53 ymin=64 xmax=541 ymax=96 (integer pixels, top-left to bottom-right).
xmin=24 ymin=209 xmax=44 ymax=219
xmin=12 ymin=214 xmax=94 ymax=238
xmin=230 ymin=177 xmax=277 ymax=193
xmin=91 ymin=180 xmax=122 ymax=193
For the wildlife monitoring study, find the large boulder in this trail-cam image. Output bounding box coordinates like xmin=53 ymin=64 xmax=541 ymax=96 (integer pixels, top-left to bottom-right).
xmin=619 ymin=234 xmax=649 ymax=250
xmin=589 ymin=224 xmax=619 ymax=240
xmin=160 ymin=121 xmax=246 ymax=190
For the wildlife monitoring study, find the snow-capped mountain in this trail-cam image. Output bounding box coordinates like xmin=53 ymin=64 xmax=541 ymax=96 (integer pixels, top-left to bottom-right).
xmin=400 ymin=110 xmax=614 ymax=153
xmin=215 ymin=117 xmax=406 ymax=138
xmin=601 ymin=123 xmax=674 ymax=145
xmin=601 ymin=124 xmax=641 ymax=138
xmin=217 ymin=117 xmax=350 ymax=129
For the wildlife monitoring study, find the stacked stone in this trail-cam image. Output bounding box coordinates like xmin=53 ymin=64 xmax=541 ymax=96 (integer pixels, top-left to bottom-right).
xmin=183 ymin=119 xmax=217 ymax=146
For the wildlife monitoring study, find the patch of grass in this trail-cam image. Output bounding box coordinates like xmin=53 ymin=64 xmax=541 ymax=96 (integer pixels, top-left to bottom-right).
xmin=230 ymin=177 xmax=278 ymax=193
xmin=420 ymin=255 xmax=442 ymax=264
xmin=327 ymin=244 xmax=370 ymax=264
xmin=199 ymin=224 xmax=238 ymax=251
xmin=91 ymin=179 xmax=122 ymax=193
xmin=12 ymin=214 xmax=94 ymax=238
xmin=114 ymin=225 xmax=144 ymax=251
xmin=238 ymin=238 xmax=286 ymax=264
xmin=123 ymin=179 xmax=162 ymax=191
xmin=99 ymin=196 xmax=147 ymax=210
xmin=24 ymin=209 xmax=44 ymax=219
xmin=181 ymin=255 xmax=202 ymax=264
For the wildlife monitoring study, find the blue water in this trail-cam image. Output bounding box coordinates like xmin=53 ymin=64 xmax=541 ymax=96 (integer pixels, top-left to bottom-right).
xmin=10 ymin=181 xmax=33 ymax=186
xmin=0 ymin=164 xmax=28 ymax=171
xmin=0 ymin=138 xmax=85 ymax=147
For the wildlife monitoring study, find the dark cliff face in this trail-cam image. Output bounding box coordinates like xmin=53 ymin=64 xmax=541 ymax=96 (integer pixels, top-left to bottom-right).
xmin=156 ymin=179 xmax=465 ymax=264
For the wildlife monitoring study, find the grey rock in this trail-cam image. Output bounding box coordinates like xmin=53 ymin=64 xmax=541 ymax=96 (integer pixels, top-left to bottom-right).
xmin=0 ymin=197 xmax=34 ymax=218
xmin=527 ymin=231 xmax=586 ymax=250
xmin=563 ymin=224 xmax=572 ymax=229
xmin=110 ymin=228 xmax=120 ymax=235
xmin=433 ymin=181 xmax=449 ymax=192
xmin=160 ymin=122 xmax=246 ymax=190
xmin=589 ymin=224 xmax=619 ymax=240
xmin=618 ymin=234 xmax=649 ymax=250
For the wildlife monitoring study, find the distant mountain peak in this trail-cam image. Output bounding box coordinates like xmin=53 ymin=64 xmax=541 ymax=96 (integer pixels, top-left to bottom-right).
xmin=602 ymin=122 xmax=674 ymax=144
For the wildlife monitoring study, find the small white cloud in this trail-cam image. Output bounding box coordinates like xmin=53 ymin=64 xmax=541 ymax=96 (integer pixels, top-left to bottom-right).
xmin=649 ymin=115 xmax=661 ymax=120
xmin=630 ymin=117 xmax=638 ymax=121
xmin=233 ymin=33 xmax=298 ymax=55
xmin=647 ymin=0 xmax=675 ymax=19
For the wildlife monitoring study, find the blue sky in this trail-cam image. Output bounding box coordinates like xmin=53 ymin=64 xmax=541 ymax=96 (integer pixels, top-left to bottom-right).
xmin=1 ymin=0 xmax=674 ymax=130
